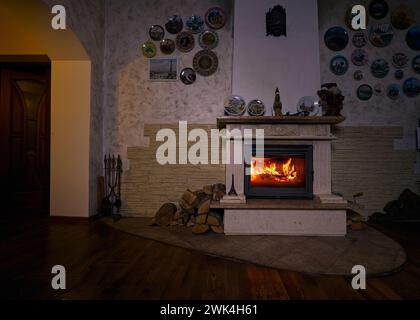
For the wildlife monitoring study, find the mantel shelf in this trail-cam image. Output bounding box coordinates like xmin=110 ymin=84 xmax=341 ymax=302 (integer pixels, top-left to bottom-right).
xmin=217 ymin=116 xmax=346 ymax=128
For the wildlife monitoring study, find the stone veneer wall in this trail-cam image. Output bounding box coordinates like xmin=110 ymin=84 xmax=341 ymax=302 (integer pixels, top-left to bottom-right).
xmin=122 ymin=125 xmax=419 ymax=217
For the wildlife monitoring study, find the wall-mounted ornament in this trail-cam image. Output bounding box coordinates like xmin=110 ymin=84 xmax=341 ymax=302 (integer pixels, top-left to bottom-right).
xmin=224 ymin=95 xmax=246 ymax=116
xmin=141 ymin=41 xmax=157 ymax=58
xmin=403 ymin=77 xmax=420 ymax=98
xmin=392 ymin=53 xmax=409 ymax=69
xmin=357 ymin=84 xmax=373 ymax=101
xmin=412 ymin=55 xmax=420 ymax=74
xmin=199 ymin=30 xmax=219 ymax=50
xmin=149 ymin=25 xmax=165 ymax=41
xmin=369 ymin=0 xmax=389 ymax=20
xmin=266 ymin=5 xmax=287 ymax=37
xmin=176 ymin=32 xmax=195 ymax=53
xmin=371 ymin=59 xmax=390 ymax=78
xmin=160 ymin=39 xmax=176 ymax=55
xmin=165 ymin=15 xmax=183 ymax=34
xmin=391 ymin=7 xmax=413 ymax=30
xmin=330 ymin=55 xmax=349 ymax=75
xmin=149 ymin=58 xmax=178 ymax=81
xmin=373 ymin=83 xmax=385 ymax=96
xmin=193 ymin=50 xmax=219 ymax=76
xmin=180 ymin=68 xmax=197 ymax=85
xmin=247 ymin=100 xmax=266 ymax=116
xmin=354 ymin=70 xmax=364 ymax=81
xmin=369 ymin=23 xmax=393 ymax=47
xmin=406 ymin=26 xmax=420 ymax=51
xmin=324 ymin=26 xmax=349 ymax=51
xmin=395 ymin=69 xmax=404 ymax=80
xmin=387 ymin=84 xmax=400 ymax=100
xmin=186 ymin=15 xmax=204 ymax=34
xmin=205 ymin=7 xmax=226 ymax=30
xmin=352 ymin=32 xmax=367 ymax=48
xmin=351 ymin=49 xmax=368 ymax=66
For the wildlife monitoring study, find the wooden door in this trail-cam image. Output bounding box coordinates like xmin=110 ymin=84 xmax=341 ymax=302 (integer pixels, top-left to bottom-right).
xmin=0 ymin=65 xmax=51 ymax=215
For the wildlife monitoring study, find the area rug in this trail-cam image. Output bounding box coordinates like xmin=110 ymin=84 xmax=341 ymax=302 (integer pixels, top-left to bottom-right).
xmin=102 ymin=217 xmax=406 ymax=276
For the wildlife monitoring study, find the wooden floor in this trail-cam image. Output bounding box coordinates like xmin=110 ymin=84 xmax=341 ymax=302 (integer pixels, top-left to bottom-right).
xmin=1 ymin=217 xmax=420 ymax=300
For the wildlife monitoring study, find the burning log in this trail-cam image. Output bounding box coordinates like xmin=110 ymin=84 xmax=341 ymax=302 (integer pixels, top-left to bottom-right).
xmin=192 ymin=224 xmax=210 ymax=234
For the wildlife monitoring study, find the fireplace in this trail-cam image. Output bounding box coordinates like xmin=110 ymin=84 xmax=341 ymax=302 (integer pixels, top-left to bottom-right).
xmin=244 ymin=145 xmax=313 ymax=199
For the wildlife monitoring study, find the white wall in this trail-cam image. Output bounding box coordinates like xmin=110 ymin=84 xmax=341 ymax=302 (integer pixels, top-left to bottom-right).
xmin=232 ymin=0 xmax=321 ymax=114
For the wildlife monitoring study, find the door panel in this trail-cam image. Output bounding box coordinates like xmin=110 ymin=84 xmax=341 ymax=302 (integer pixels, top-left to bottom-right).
xmin=0 ymin=66 xmax=51 ymax=215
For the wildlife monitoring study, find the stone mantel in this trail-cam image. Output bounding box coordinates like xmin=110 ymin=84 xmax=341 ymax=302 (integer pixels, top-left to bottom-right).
xmin=217 ymin=116 xmax=346 ymax=129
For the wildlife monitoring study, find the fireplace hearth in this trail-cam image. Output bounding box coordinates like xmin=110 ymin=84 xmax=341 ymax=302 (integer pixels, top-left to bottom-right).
xmin=245 ymin=145 xmax=313 ymax=199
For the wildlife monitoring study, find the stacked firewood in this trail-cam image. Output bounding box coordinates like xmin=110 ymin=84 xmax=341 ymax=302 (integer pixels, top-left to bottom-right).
xmin=152 ymin=184 xmax=226 ymax=235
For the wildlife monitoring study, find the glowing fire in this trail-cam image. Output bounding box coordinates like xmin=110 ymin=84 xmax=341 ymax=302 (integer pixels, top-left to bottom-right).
xmin=251 ymin=158 xmax=298 ymax=183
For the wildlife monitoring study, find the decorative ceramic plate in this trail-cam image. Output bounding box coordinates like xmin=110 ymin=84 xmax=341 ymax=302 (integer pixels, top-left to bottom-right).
xmin=149 ymin=25 xmax=165 ymax=41
xmin=357 ymin=84 xmax=373 ymax=101
xmin=180 ymin=68 xmax=197 ymax=85
xmin=387 ymin=84 xmax=400 ymax=100
xmin=371 ymin=59 xmax=390 ymax=78
xmin=198 ymin=30 xmax=219 ymax=50
xmin=391 ymin=7 xmax=413 ymax=30
xmin=165 ymin=15 xmax=183 ymax=34
xmin=403 ymin=77 xmax=420 ymax=98
xmin=141 ymin=41 xmax=157 ymax=58
xmin=324 ymin=26 xmax=349 ymax=51
xmin=247 ymin=100 xmax=265 ymax=117
xmin=160 ymin=39 xmax=175 ymax=55
xmin=369 ymin=23 xmax=394 ymax=47
xmin=193 ymin=50 xmax=219 ymax=76
xmin=330 ymin=55 xmax=349 ymax=76
xmin=392 ymin=53 xmax=409 ymax=69
xmin=186 ymin=15 xmax=204 ymax=34
xmin=176 ymin=32 xmax=195 ymax=53
xmin=224 ymin=95 xmax=246 ymax=116
xmin=354 ymin=70 xmax=364 ymax=81
xmin=297 ymin=96 xmax=320 ymax=116
xmin=395 ymin=69 xmax=404 ymax=80
xmin=412 ymin=55 xmax=420 ymax=74
xmin=369 ymin=0 xmax=389 ymax=20
xmin=406 ymin=26 xmax=420 ymax=51
xmin=352 ymin=32 xmax=367 ymax=48
xmin=373 ymin=83 xmax=385 ymax=96
xmin=205 ymin=7 xmax=226 ymax=30
xmin=351 ymin=49 xmax=368 ymax=66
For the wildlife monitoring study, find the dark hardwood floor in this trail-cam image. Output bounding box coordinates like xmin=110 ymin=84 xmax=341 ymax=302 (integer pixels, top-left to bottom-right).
xmin=1 ymin=217 xmax=419 ymax=300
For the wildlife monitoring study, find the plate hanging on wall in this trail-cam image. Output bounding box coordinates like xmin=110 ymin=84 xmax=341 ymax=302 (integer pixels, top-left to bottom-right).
xmin=369 ymin=23 xmax=394 ymax=47
xmin=176 ymin=32 xmax=195 ymax=53
xmin=412 ymin=55 xmax=420 ymax=74
xmin=324 ymin=26 xmax=349 ymax=51
xmin=357 ymin=84 xmax=373 ymax=101
xmin=387 ymin=84 xmax=400 ymax=100
xmin=180 ymin=68 xmax=197 ymax=85
xmin=193 ymin=50 xmax=219 ymax=76
xmin=373 ymin=84 xmax=385 ymax=96
xmin=351 ymin=49 xmax=368 ymax=66
xmin=224 ymin=95 xmax=246 ymax=116
xmin=369 ymin=0 xmax=389 ymax=20
xmin=165 ymin=15 xmax=183 ymax=34
xmin=205 ymin=7 xmax=226 ymax=30
xmin=371 ymin=59 xmax=390 ymax=78
xmin=392 ymin=53 xmax=409 ymax=69
xmin=354 ymin=70 xmax=364 ymax=81
xmin=198 ymin=30 xmax=219 ymax=50
xmin=330 ymin=55 xmax=349 ymax=75
xmin=391 ymin=6 xmax=413 ymax=30
xmin=247 ymin=100 xmax=266 ymax=116
xmin=141 ymin=41 xmax=157 ymax=58
xmin=406 ymin=26 xmax=420 ymax=51
xmin=160 ymin=39 xmax=176 ymax=55
xmin=186 ymin=15 xmax=204 ymax=34
xmin=403 ymin=77 xmax=420 ymax=98
xmin=352 ymin=32 xmax=367 ymax=48
xmin=149 ymin=25 xmax=165 ymax=41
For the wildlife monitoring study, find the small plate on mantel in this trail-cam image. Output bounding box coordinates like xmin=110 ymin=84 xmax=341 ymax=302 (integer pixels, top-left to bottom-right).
xmin=297 ymin=96 xmax=320 ymax=116
xmin=247 ymin=100 xmax=265 ymax=116
xmin=224 ymin=95 xmax=246 ymax=116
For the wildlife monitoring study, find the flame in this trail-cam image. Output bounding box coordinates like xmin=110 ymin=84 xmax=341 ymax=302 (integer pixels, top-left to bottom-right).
xmin=251 ymin=158 xmax=298 ymax=183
